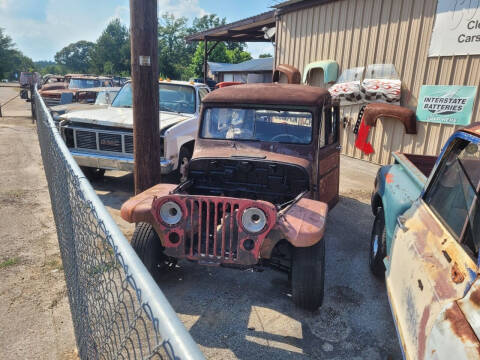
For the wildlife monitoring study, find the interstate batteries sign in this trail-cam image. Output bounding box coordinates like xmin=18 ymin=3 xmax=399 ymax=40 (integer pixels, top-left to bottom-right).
xmin=429 ymin=0 xmax=480 ymax=56
xmin=417 ymin=85 xmax=478 ymax=126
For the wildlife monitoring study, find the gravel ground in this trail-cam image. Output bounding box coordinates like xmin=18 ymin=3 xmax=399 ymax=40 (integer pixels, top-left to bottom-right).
xmin=0 ymin=85 xmax=77 ymax=359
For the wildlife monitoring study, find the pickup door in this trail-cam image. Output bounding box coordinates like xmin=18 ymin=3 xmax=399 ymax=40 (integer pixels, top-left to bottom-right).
xmin=386 ymin=134 xmax=480 ymax=359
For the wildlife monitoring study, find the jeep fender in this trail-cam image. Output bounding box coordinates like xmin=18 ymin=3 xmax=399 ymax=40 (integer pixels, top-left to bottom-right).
xmin=261 ymin=198 xmax=328 ymax=258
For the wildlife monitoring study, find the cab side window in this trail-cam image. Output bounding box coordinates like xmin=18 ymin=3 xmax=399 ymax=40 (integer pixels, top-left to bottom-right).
xmin=423 ymin=139 xmax=480 ymax=256
xmin=320 ymin=105 xmax=339 ymax=147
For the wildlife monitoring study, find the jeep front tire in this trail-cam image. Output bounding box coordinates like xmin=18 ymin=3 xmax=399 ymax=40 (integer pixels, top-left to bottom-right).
xmin=291 ymin=240 xmax=325 ymax=311
xmin=131 ymin=223 xmax=175 ymax=277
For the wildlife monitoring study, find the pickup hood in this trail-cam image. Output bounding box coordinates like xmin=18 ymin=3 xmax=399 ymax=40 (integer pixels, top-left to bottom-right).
xmin=60 ymin=107 xmax=192 ymax=129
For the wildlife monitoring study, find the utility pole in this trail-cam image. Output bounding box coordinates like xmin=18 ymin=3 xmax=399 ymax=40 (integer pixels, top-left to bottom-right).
xmin=130 ymin=0 xmax=161 ymax=194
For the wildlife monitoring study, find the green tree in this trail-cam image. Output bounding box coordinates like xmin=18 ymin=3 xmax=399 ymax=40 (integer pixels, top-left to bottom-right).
xmin=259 ymin=53 xmax=272 ymax=58
xmin=54 ymin=40 xmax=95 ymax=73
xmin=189 ymin=41 xmax=231 ymax=79
xmin=226 ymin=48 xmax=252 ymax=64
xmin=91 ymin=19 xmax=130 ymax=75
xmin=0 ymin=28 xmax=35 ymax=79
xmin=158 ymin=13 xmax=190 ymax=79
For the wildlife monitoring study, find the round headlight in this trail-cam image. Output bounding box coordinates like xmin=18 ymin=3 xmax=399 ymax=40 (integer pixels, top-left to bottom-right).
xmin=159 ymin=201 xmax=182 ymax=225
xmin=241 ymin=207 xmax=267 ymax=234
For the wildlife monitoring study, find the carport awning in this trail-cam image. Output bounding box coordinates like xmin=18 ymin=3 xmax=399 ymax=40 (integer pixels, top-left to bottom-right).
xmin=185 ymin=10 xmax=276 ymax=42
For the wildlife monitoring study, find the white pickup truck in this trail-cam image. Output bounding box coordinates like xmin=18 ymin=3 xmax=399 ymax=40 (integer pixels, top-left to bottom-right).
xmin=59 ymin=80 xmax=210 ymax=180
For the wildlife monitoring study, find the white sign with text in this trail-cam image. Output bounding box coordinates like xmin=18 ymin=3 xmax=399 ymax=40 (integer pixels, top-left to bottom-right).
xmin=429 ymin=0 xmax=480 ymax=56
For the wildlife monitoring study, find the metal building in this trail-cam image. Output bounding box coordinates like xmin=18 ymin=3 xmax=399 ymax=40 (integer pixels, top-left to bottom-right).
xmin=274 ymin=0 xmax=480 ymax=164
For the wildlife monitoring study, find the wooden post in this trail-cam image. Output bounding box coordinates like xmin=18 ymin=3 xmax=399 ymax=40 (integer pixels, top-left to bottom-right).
xmin=203 ymin=38 xmax=208 ymax=85
xmin=130 ymin=0 xmax=161 ymax=194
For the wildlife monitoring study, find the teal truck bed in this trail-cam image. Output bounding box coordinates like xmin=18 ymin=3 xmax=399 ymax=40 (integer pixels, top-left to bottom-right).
xmin=371 ymin=152 xmax=437 ymax=251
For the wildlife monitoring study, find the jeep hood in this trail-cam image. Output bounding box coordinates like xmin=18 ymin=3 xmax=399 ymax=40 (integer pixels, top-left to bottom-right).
xmin=60 ymin=107 xmax=192 ymax=129
xmin=192 ymin=139 xmax=313 ymax=173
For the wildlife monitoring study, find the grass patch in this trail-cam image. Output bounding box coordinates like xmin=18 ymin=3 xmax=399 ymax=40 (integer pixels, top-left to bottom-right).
xmin=46 ymin=258 xmax=63 ymax=271
xmin=0 ymin=257 xmax=19 ymax=269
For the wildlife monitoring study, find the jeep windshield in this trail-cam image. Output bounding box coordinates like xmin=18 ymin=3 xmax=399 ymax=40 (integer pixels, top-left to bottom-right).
xmin=201 ymin=107 xmax=313 ymax=144
xmin=111 ymin=82 xmax=196 ymax=114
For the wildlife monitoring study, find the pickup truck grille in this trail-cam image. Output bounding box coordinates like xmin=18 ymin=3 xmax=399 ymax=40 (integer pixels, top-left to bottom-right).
xmin=61 ymin=125 xmax=164 ymax=157
xmin=99 ymin=133 xmax=122 ymax=152
xmin=76 ymin=130 xmax=97 ymax=150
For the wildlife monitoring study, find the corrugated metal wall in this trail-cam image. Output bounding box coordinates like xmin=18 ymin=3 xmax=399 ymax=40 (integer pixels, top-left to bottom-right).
xmin=275 ymin=0 xmax=480 ymax=164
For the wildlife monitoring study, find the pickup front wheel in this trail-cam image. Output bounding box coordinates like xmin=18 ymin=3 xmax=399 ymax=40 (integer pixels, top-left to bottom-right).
xmin=369 ymin=207 xmax=386 ymax=277
xmin=291 ymin=240 xmax=325 ymax=311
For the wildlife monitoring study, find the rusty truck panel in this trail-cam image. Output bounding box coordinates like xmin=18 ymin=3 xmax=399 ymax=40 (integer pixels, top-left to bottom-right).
xmin=386 ymin=201 xmax=477 ymax=359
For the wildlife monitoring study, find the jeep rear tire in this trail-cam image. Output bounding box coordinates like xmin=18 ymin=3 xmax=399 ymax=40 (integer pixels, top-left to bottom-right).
xmin=291 ymin=240 xmax=325 ymax=311
xmin=131 ymin=223 xmax=175 ymax=277
xmin=369 ymin=207 xmax=386 ymax=278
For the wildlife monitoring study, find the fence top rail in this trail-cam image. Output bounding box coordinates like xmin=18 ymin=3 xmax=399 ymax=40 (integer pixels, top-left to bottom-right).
xmin=35 ymin=87 xmax=205 ymax=360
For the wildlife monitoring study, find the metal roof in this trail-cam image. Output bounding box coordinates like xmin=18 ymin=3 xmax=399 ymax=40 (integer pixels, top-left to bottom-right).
xmin=208 ymin=57 xmax=274 ymax=74
xmin=273 ymin=0 xmax=336 ymax=15
xmin=185 ymin=10 xmax=275 ymax=42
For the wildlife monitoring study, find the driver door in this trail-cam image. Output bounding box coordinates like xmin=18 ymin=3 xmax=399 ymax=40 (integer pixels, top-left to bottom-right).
xmin=316 ymin=104 xmax=340 ymax=208
xmin=386 ymin=137 xmax=479 ymax=359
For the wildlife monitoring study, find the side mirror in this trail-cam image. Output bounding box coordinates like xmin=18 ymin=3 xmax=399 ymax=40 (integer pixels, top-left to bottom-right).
xmin=20 ymin=89 xmax=28 ymax=100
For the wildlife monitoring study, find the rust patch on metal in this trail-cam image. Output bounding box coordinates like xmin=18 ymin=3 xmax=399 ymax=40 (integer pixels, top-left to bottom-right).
xmin=418 ymin=206 xmax=443 ymax=237
xmin=445 ymin=303 xmax=480 ymax=354
xmin=451 ymin=263 xmax=465 ymax=284
xmin=435 ymin=274 xmax=457 ymax=299
xmin=417 ymin=306 xmax=430 ymax=360
xmin=385 ymin=173 xmax=394 ymax=184
xmin=470 ymin=286 xmax=480 ymax=307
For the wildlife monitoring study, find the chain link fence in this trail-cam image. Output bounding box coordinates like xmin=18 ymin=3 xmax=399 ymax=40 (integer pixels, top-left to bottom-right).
xmin=34 ymin=89 xmax=204 ymax=360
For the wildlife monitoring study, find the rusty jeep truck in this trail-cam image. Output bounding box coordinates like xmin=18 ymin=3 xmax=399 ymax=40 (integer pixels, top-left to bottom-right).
xmin=370 ymin=123 xmax=480 ymax=358
xmin=120 ymin=83 xmax=340 ymax=310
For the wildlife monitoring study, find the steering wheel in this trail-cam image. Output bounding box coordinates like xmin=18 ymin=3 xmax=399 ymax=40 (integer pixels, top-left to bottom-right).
xmin=270 ymin=134 xmax=303 ymax=143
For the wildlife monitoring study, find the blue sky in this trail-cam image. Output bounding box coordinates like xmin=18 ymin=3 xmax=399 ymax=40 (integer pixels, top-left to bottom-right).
xmin=0 ymin=0 xmax=277 ymax=62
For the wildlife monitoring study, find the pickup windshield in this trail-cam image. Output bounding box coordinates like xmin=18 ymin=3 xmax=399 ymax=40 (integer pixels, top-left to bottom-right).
xmin=424 ymin=138 xmax=480 ymax=255
xmin=111 ymin=83 xmax=196 ymax=114
xmin=201 ymin=108 xmax=313 ymax=144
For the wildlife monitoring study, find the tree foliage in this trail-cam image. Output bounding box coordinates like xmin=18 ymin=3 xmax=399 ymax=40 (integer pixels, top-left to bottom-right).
xmin=0 ymin=28 xmax=35 ymax=80
xmin=54 ymin=40 xmax=95 ymax=73
xmin=259 ymin=53 xmax=273 ymax=58
xmin=91 ymin=19 xmax=130 ymax=75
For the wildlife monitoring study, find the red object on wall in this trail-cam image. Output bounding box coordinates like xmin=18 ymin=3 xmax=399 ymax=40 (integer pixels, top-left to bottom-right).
xmin=355 ymin=119 xmax=374 ymax=155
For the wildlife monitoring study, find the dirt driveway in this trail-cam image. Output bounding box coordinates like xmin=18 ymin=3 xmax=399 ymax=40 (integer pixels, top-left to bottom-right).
xmin=0 ymin=85 xmax=77 ymax=359
xmin=95 ymin=157 xmax=402 ymax=359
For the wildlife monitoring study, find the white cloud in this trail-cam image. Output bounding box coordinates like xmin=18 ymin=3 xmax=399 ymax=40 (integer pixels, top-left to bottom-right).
xmin=246 ymin=42 xmax=275 ymax=59
xmin=157 ymin=0 xmax=207 ymax=18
